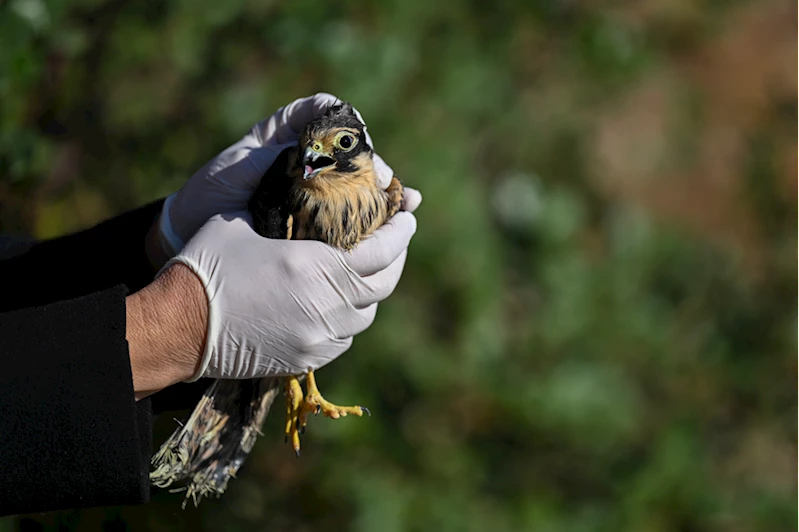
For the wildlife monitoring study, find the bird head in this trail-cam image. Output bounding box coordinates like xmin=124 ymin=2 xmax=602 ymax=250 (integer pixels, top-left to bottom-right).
xmin=296 ymin=102 xmax=374 ymax=183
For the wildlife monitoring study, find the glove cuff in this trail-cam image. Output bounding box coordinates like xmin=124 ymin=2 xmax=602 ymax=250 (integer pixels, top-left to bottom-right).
xmin=157 ymin=256 xmax=217 ymax=383
xmin=157 ymin=194 xmax=186 ymax=257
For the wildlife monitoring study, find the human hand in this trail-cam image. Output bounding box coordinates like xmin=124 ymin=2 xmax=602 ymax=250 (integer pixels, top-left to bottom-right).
xmin=152 ymin=206 xmax=418 ymax=382
xmin=153 ymin=93 xmax=396 ymax=260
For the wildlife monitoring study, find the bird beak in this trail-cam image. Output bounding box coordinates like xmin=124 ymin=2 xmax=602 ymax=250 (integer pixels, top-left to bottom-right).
xmin=303 ymin=146 xmax=336 ymax=180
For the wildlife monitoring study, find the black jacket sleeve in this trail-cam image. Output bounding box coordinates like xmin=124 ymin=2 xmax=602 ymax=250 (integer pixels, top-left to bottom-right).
xmin=0 ymin=200 xmax=208 ymax=516
xmin=0 ymin=285 xmax=152 ymax=516
xmin=0 ymin=199 xmax=164 ymax=314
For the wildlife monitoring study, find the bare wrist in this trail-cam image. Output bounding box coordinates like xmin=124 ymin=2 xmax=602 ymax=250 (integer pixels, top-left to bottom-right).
xmin=126 ymin=263 xmax=208 ymax=400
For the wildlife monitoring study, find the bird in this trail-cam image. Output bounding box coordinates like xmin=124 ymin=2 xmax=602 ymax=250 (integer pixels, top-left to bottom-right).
xmin=149 ymin=102 xmax=404 ymax=508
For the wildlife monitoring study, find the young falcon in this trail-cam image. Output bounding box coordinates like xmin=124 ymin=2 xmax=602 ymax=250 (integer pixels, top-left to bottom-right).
xmin=150 ymin=102 xmax=404 ymax=508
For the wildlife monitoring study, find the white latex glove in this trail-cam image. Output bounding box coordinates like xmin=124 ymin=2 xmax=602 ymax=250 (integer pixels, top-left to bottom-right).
xmin=159 ymin=209 xmax=419 ymax=381
xmin=157 ymin=92 xmax=397 ymax=256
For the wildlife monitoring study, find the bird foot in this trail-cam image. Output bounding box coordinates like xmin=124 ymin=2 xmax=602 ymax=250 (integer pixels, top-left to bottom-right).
xmin=284 ymin=370 xmax=369 ymax=456
xmin=304 ymin=369 xmax=369 ymax=420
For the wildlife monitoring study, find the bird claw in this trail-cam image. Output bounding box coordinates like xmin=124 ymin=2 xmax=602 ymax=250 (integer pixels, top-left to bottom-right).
xmin=283 ymin=370 xmax=370 ymax=456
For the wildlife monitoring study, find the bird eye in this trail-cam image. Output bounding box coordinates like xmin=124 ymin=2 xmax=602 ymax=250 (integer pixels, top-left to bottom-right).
xmin=334 ymin=132 xmax=357 ymax=151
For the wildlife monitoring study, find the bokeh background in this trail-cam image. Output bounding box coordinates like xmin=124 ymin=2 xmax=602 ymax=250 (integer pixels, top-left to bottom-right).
xmin=1 ymin=0 xmax=796 ymax=530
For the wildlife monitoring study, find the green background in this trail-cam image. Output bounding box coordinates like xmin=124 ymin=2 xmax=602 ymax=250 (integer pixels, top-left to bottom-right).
xmin=1 ymin=0 xmax=795 ymax=530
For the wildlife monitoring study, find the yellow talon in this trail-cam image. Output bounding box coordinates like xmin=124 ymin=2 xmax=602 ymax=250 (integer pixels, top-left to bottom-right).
xmin=303 ymin=369 xmax=370 ymax=419
xmin=283 ymin=369 xmax=370 ymax=457
xmin=284 ymin=381 xmax=292 ymax=439
xmin=285 ymin=376 xmax=304 ymax=456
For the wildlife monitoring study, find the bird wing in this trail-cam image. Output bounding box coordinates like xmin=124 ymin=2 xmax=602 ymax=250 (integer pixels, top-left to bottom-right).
xmin=248 ymin=145 xmax=297 ymax=239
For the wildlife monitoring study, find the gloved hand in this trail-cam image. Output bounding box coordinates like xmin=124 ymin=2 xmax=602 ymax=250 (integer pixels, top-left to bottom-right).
xmin=156 ymin=92 xmax=397 ymax=256
xmin=159 ymin=208 xmax=419 ymax=381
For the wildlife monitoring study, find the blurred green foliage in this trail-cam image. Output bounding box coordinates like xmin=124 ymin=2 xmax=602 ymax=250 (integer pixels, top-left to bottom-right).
xmin=1 ymin=0 xmax=796 ymax=530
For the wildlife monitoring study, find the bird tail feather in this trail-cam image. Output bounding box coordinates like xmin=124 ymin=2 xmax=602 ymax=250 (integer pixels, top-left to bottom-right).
xmin=149 ymin=377 xmax=282 ymax=508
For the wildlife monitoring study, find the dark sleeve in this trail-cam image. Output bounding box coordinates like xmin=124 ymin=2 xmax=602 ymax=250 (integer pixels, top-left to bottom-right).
xmin=0 ymin=285 xmax=152 ymax=517
xmin=0 ymin=199 xmax=164 ymax=313
xmin=151 ymin=379 xmax=212 ymax=414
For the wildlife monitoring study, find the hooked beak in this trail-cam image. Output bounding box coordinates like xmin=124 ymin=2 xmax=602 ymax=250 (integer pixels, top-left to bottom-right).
xmin=303 ymin=146 xmax=336 ymax=180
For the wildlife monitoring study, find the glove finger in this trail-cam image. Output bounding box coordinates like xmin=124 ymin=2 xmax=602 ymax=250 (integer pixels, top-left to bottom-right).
xmin=338 ymin=303 xmax=378 ymax=338
xmin=342 ymin=212 xmax=417 ymax=277
xmin=174 ymin=157 xmax=265 ymax=236
xmin=373 ymin=153 xmax=394 ymax=190
xmin=305 ymin=336 xmax=353 ymax=372
xmin=247 ymin=141 xmax=297 ymax=176
xmin=284 ymin=92 xmax=341 ymax=138
xmin=351 ymin=250 xmax=407 ymax=308
xmin=173 ymin=139 xmax=288 ymax=235
xmin=348 ymin=104 xmax=374 ymax=148
xmin=252 ymin=93 xmax=339 ymax=147
xmin=226 ymin=209 xmax=255 ymax=228
xmin=401 ymin=187 xmax=422 ymax=213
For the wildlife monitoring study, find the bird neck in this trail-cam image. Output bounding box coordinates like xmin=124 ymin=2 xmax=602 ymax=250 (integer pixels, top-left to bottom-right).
xmin=289 ymin=177 xmax=388 ymax=250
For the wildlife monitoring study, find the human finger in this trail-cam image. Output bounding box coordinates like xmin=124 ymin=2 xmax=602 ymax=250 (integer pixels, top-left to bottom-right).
xmin=401 ymin=187 xmax=422 ymax=213
xmin=341 ymin=212 xmax=417 ymax=277
xmin=351 ymin=250 xmax=408 ymax=308
xmin=373 ymin=153 xmax=394 ymax=190
xmin=337 ymin=303 xmax=378 ymax=338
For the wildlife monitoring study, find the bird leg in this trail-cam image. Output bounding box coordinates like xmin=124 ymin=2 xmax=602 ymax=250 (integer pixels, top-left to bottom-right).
xmin=283 ymin=370 xmax=369 ymax=456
